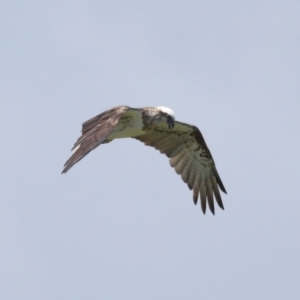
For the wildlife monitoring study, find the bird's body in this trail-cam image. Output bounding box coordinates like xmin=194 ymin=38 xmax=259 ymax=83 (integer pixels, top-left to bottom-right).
xmin=62 ymin=105 xmax=227 ymax=214
xmin=99 ymin=108 xmax=144 ymax=141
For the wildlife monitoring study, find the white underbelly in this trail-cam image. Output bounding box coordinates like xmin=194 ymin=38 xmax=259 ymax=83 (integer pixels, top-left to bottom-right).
xmin=106 ymin=110 xmax=145 ymax=140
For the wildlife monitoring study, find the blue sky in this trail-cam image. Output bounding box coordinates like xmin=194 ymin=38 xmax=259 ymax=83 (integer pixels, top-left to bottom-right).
xmin=1 ymin=1 xmax=300 ymax=299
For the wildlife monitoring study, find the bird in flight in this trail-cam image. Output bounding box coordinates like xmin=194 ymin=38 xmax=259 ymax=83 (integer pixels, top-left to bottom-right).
xmin=62 ymin=105 xmax=227 ymax=214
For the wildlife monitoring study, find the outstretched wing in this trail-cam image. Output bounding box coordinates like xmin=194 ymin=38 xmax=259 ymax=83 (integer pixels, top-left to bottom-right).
xmin=134 ymin=121 xmax=227 ymax=214
xmin=62 ymin=106 xmax=129 ymax=173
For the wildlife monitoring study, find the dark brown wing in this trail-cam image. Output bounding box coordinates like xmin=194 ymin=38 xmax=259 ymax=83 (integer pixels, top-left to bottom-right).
xmin=134 ymin=121 xmax=227 ymax=214
xmin=62 ymin=106 xmax=129 ymax=174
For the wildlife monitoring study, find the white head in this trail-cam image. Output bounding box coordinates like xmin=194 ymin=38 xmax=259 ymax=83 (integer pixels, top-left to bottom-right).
xmin=157 ymin=106 xmax=176 ymax=119
xmin=156 ymin=106 xmax=176 ymax=129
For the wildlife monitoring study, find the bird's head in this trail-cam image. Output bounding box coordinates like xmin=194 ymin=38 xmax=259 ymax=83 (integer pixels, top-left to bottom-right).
xmin=157 ymin=106 xmax=176 ymax=129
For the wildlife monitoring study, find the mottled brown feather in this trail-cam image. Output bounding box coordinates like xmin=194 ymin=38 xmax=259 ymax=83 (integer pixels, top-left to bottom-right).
xmin=134 ymin=120 xmax=226 ymax=214
xmin=62 ymin=106 xmax=129 ymax=173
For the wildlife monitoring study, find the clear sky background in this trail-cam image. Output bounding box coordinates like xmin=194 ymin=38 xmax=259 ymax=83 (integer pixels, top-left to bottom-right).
xmin=1 ymin=1 xmax=300 ymax=299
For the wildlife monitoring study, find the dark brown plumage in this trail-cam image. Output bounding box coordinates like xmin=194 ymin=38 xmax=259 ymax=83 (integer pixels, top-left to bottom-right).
xmin=62 ymin=106 xmax=129 ymax=174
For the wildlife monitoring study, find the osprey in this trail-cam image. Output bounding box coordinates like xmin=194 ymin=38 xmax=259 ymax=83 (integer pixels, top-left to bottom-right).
xmin=62 ymin=105 xmax=227 ymax=214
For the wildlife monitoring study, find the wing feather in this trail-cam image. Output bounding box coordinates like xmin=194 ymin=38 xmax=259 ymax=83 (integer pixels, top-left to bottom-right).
xmin=213 ymin=165 xmax=227 ymax=194
xmin=212 ymin=176 xmax=224 ymax=210
xmin=186 ymin=165 xmax=197 ymax=190
xmin=206 ymin=180 xmax=215 ymax=215
xmin=181 ymin=158 xmax=194 ymax=184
xmin=158 ymin=139 xmax=183 ymax=155
xmin=200 ymin=181 xmax=207 ymax=214
xmin=181 ymin=159 xmax=193 ymax=183
xmin=62 ymin=106 xmax=129 ymax=173
xmin=134 ymin=120 xmax=227 ymax=214
xmin=193 ymin=190 xmax=199 ymax=205
xmin=174 ymin=155 xmax=189 ymax=175
xmin=165 ymin=144 xmax=185 ymax=158
xmin=169 ymin=151 xmax=186 ymax=168
xmin=146 ymin=134 xmax=169 ymax=147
